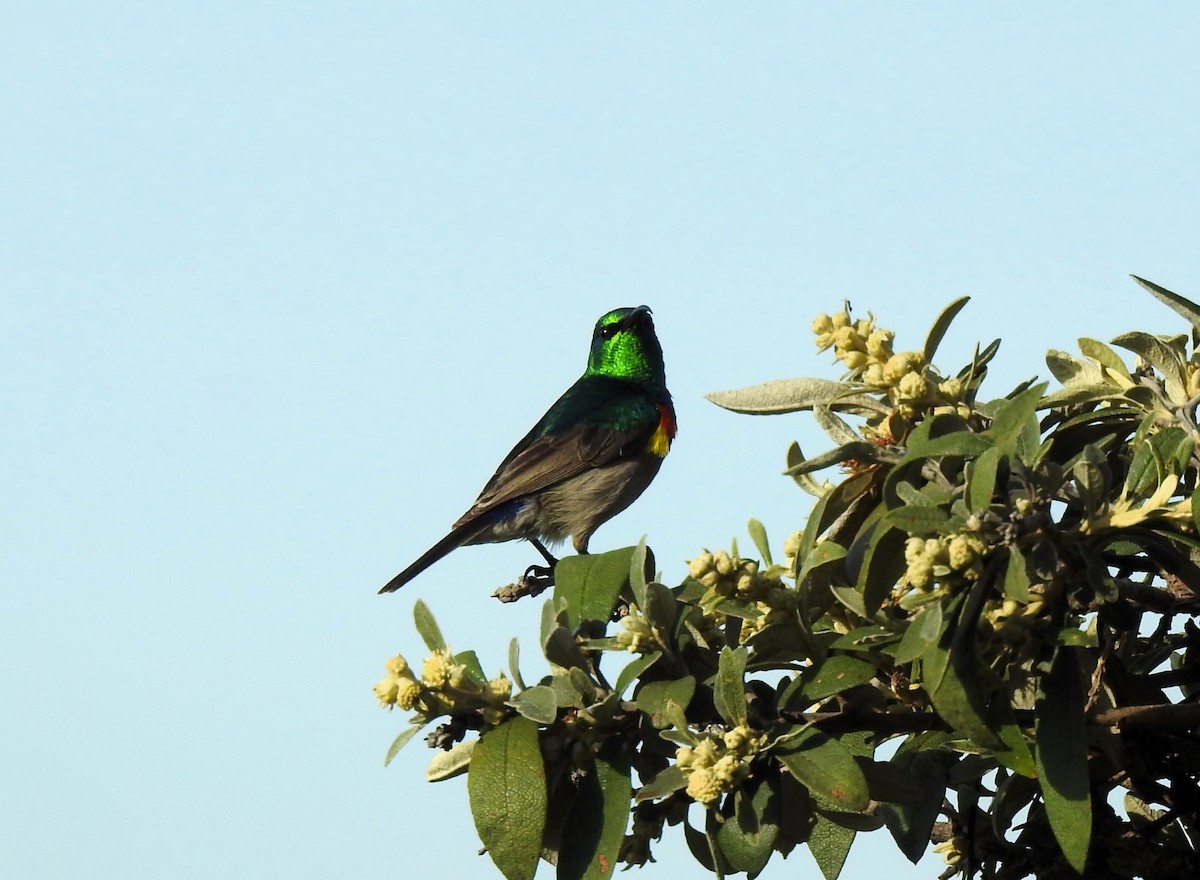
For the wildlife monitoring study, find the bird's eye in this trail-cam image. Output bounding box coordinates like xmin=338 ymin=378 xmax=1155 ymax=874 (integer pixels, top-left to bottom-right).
xmin=600 ymin=324 xmax=619 ymax=340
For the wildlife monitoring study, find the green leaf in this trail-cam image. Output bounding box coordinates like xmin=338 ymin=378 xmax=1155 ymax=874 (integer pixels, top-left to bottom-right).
xmin=1045 ymin=349 xmax=1105 ymax=386
xmin=508 ymin=638 xmax=526 ymax=691
xmin=550 ymin=669 xmax=587 ymax=709
xmin=1041 ymin=383 xmax=1126 ymax=408
xmin=642 ymin=581 xmax=678 ymax=635
xmin=1112 ymin=330 xmax=1188 ymax=401
xmin=427 ymin=740 xmax=474 ymax=781
xmin=540 ymin=596 xmax=568 ymax=649
xmin=800 ymin=655 xmax=877 ymax=703
xmin=1004 ymin=547 xmax=1031 ymax=603
xmin=855 ymin=757 xmax=921 ymax=804
xmin=383 ymin=723 xmax=425 ymax=766
xmin=816 ymin=808 xmax=885 ymax=832
xmin=967 ymin=445 xmax=1001 ymax=512
xmin=714 ymin=646 xmax=750 ymax=727
xmin=613 ymin=651 xmax=662 ymax=698
xmin=798 ymin=473 xmax=862 ymax=560
xmin=777 ymin=728 xmax=870 ymax=812
xmin=1131 ymin=274 xmax=1200 ymax=334
xmin=706 ymin=377 xmax=891 ymax=417
xmin=778 ymin=771 xmax=815 ymax=849
xmin=634 ymin=765 xmax=686 ymax=803
xmin=1151 ymin=424 xmax=1193 ymax=476
xmin=991 ymin=772 xmax=1041 ymax=843
xmin=884 ymin=505 xmax=951 ymax=536
xmin=544 ymin=626 xmax=589 ymax=672
xmin=796 ymin=540 xmax=848 ymax=586
xmin=922 ymin=296 xmax=971 ymax=364
xmin=987 ymin=383 xmax=1048 ymax=454
xmin=1125 ymin=437 xmax=1158 ymax=497
xmin=568 ymin=668 xmax=598 ymax=705
xmin=1035 ymin=648 xmax=1092 ymax=874
xmin=683 ymin=817 xmax=729 ymax=876
xmin=787 ymin=441 xmax=832 ymax=495
xmin=807 ymin=811 xmax=855 ymax=880
xmin=930 ymin=638 xmax=1034 ymax=774
xmin=629 ymin=538 xmax=650 ymax=609
xmin=894 ymin=604 xmax=945 ymax=665
xmin=813 ymin=404 xmax=862 ymax=446
xmin=877 ymin=731 xmax=958 ymax=863
xmin=468 ymin=717 xmax=546 ymax=880
xmin=927 ymin=651 xmax=1002 ymax=748
xmin=829 ymin=583 xmax=869 ymax=619
xmin=924 ymin=591 xmax=1009 ymax=755
xmin=784 ymin=441 xmax=882 ymax=477
xmin=857 ymin=525 xmax=910 ymax=618
xmin=828 ymin=624 xmax=897 ymax=652
xmin=558 ymin=754 xmax=632 ymax=880
xmin=1071 ymin=444 xmax=1110 ymax=521
xmin=717 ymin=779 xmax=781 ymax=876
xmin=453 ymin=650 xmax=488 ymax=687
xmin=1078 ymin=337 xmax=1132 ymax=379
xmin=413 ymin=599 xmax=447 ymax=653
xmin=747 ymin=518 xmax=773 ymax=566
xmin=901 ymin=430 xmax=994 ymax=462
xmin=555 ymin=546 xmax=636 ymax=627
xmin=507 ymin=685 xmax=558 ymax=724
xmin=894 ymin=481 xmax=934 ymax=507
xmin=635 ymin=676 xmax=696 ymax=728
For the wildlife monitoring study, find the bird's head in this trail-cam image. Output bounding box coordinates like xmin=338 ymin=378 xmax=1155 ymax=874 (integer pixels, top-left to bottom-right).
xmin=585 ymin=305 xmax=666 ymax=387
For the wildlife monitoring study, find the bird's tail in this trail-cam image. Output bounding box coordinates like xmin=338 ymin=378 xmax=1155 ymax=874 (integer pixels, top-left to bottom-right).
xmin=378 ymin=520 xmax=489 ymax=594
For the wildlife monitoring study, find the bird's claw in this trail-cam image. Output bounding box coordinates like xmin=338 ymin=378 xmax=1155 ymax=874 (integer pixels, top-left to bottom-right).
xmin=492 ymin=564 xmax=556 ymax=603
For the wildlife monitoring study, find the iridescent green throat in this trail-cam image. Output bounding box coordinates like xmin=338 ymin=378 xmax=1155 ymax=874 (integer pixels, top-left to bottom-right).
xmin=586 ymin=307 xmax=665 ymax=385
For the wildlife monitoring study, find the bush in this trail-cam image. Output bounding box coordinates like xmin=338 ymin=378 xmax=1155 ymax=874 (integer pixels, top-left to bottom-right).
xmin=376 ymin=276 xmax=1200 ymax=880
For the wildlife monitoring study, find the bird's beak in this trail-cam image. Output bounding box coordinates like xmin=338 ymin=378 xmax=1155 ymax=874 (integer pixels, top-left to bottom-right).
xmin=618 ymin=305 xmax=653 ymax=331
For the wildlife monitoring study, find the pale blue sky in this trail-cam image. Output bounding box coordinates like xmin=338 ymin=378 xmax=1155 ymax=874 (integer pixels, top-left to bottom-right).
xmin=4 ymin=5 xmax=1199 ymax=879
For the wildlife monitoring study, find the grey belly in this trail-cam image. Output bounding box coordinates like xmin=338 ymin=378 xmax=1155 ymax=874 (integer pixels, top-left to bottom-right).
xmin=464 ymin=456 xmax=663 ymax=552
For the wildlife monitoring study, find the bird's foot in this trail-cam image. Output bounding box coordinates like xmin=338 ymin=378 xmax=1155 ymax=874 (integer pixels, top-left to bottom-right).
xmin=492 ymin=564 xmax=556 ymax=603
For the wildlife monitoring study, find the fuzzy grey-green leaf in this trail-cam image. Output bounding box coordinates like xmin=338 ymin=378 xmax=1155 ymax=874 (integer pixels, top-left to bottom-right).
xmin=714 ymin=646 xmax=749 ymax=727
xmin=413 ymin=599 xmax=447 ymax=653
xmin=922 ymin=296 xmax=971 ymax=364
xmin=507 ymin=685 xmax=558 ymax=724
xmin=707 ymin=378 xmax=890 ymax=416
xmin=427 ymin=740 xmax=474 ymax=781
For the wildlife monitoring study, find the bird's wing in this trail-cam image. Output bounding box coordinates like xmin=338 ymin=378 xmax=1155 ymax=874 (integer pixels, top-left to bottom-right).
xmin=452 ymin=417 xmax=656 ymax=528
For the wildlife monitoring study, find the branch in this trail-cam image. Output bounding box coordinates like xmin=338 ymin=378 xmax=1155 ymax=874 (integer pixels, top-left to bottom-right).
xmin=781 ymin=702 xmax=1200 ymax=735
xmin=1117 ymin=578 xmax=1200 ymax=613
xmin=1088 ymin=702 xmax=1200 ymax=728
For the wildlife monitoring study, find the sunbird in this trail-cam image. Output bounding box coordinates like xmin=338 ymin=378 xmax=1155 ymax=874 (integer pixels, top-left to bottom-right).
xmin=380 ymin=305 xmax=675 ymax=594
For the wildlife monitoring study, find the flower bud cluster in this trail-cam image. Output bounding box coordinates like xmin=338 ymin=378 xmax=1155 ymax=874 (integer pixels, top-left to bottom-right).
xmin=374 ymin=649 xmax=514 ymax=726
xmin=902 ymin=531 xmax=988 ymax=593
xmin=675 ymin=724 xmax=766 ymax=807
xmin=977 ymin=596 xmax=1054 ymax=689
xmin=782 ymin=530 xmax=803 ymax=570
xmin=689 ymin=549 xmax=780 ymax=605
xmin=978 ymin=597 xmax=1048 ymax=645
xmin=812 ymin=307 xmax=975 ymax=421
xmin=612 ymin=605 xmax=667 ymax=654
xmin=374 ymin=654 xmax=424 ymax=710
xmin=812 ymin=308 xmax=894 ymax=373
xmin=933 ymin=834 xmax=967 ymax=871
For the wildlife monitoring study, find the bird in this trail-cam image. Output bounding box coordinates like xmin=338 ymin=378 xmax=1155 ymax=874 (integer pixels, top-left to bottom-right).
xmin=380 ymin=305 xmax=675 ymax=594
